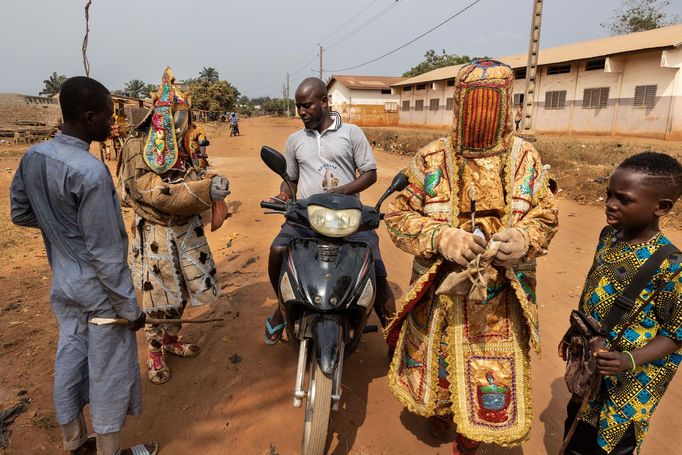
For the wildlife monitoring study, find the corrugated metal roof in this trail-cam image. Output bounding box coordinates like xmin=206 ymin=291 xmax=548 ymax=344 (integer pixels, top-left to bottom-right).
xmin=328 ymin=75 xmax=406 ymax=90
xmin=393 ymin=23 xmax=682 ymax=86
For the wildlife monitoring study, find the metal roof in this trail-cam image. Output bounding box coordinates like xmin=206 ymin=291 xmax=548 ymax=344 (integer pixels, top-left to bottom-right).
xmin=328 ymin=75 xmax=406 ymax=90
xmin=393 ymin=23 xmax=682 ymax=87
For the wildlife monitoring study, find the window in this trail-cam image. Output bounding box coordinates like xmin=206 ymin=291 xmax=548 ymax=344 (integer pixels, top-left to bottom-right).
xmin=416 ymin=84 xmax=426 ymax=91
xmin=403 ymin=85 xmax=412 ymax=92
xmin=447 ymin=79 xmax=455 ymax=87
xmin=415 ymin=100 xmax=424 ymax=111
xmin=634 ymin=85 xmax=657 ymax=108
xmin=402 ymin=100 xmax=410 ymax=111
xmin=544 ymin=91 xmax=566 ymax=110
xmin=582 ymin=87 xmax=609 ymax=109
xmin=446 ymin=97 xmax=454 ymax=111
xmin=585 ymin=58 xmax=606 ymax=71
xmin=514 ymin=68 xmax=527 ymax=80
xmin=429 ymin=99 xmax=440 ymax=111
xmin=381 ymin=89 xmax=391 ymax=95
xmin=384 ymin=102 xmax=398 ymax=112
xmin=547 ymin=64 xmax=571 ymax=75
xmin=513 ymin=93 xmax=525 ymax=106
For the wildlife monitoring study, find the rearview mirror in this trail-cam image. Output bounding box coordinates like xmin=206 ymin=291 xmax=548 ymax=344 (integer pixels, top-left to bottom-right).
xmin=375 ymin=171 xmax=409 ymax=211
xmin=260 ymin=146 xmax=288 ymax=178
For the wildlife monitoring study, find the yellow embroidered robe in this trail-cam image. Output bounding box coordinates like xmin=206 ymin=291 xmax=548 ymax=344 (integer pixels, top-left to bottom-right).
xmin=384 ymin=135 xmax=558 ymax=445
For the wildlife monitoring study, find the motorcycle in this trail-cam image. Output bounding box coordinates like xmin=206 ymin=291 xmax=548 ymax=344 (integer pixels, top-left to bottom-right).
xmin=259 ymin=146 xmax=407 ymax=455
xmin=230 ymin=121 xmax=240 ymax=136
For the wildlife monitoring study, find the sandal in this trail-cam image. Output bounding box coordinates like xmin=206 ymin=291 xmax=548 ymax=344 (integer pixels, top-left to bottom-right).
xmin=263 ymin=316 xmax=285 ymax=345
xmin=71 ymin=437 xmax=96 ymax=455
xmin=147 ymin=351 xmax=170 ymax=385
xmin=452 ymin=433 xmax=481 ymax=455
xmin=122 ymin=442 xmax=159 ymax=455
xmin=162 ymin=334 xmax=200 ymax=358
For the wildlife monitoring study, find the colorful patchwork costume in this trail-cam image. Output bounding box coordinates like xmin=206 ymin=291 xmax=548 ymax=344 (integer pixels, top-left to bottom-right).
xmin=384 ymin=60 xmax=558 ymax=446
xmin=119 ymin=67 xmax=226 ymax=383
xmin=575 ymin=226 xmax=682 ymax=453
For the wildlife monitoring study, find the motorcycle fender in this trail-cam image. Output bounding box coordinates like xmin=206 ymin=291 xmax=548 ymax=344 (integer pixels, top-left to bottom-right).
xmin=312 ymin=317 xmax=342 ymax=375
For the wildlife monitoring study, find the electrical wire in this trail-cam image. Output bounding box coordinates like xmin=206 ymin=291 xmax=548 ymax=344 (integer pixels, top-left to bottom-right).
xmin=325 ymin=0 xmax=405 ymax=51
xmin=327 ymin=0 xmax=483 ymax=73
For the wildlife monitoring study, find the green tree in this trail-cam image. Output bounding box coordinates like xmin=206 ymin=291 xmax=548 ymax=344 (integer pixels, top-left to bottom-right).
xmin=199 ymin=67 xmax=220 ymax=83
xmin=143 ymin=83 xmax=157 ymax=98
xmin=123 ymin=79 xmax=146 ymax=98
xmin=602 ymin=0 xmax=679 ymax=34
xmin=40 ymin=72 xmax=67 ymax=96
xmin=189 ymin=80 xmax=240 ymax=113
xmin=403 ymin=50 xmax=477 ymax=78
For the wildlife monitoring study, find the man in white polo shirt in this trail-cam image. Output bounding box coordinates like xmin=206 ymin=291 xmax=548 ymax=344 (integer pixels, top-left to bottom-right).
xmin=264 ymin=77 xmax=395 ymax=348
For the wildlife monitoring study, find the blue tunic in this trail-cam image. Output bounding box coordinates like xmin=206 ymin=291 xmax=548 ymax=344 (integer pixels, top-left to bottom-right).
xmin=10 ymin=133 xmax=142 ymax=433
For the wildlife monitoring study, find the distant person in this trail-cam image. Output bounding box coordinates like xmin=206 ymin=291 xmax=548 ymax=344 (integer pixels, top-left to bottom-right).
xmin=514 ymin=104 xmax=522 ymax=131
xmin=561 ymin=152 xmax=682 ymax=455
xmin=10 ymin=76 xmax=157 ymax=455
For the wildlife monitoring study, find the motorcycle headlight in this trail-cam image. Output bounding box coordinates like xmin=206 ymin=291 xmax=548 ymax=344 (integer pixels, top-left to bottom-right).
xmin=306 ymin=205 xmax=361 ymax=238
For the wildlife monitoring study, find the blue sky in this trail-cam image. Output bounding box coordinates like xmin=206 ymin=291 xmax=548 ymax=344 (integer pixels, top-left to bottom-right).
xmin=1 ymin=0 xmax=681 ymax=97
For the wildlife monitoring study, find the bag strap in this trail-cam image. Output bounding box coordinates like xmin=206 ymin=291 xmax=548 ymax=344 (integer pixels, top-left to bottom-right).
xmin=601 ymin=243 xmax=679 ymax=332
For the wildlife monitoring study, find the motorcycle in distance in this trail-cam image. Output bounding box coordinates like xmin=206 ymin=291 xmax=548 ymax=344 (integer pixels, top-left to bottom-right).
xmin=259 ymin=146 xmax=407 ymax=455
xmin=229 ymin=121 xmax=240 ymax=136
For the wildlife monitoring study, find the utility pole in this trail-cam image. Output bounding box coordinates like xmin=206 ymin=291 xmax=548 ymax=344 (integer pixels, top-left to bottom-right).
xmin=522 ymin=0 xmax=543 ymax=135
xmin=286 ymin=72 xmax=290 ymax=117
xmin=319 ymin=45 xmax=323 ymax=80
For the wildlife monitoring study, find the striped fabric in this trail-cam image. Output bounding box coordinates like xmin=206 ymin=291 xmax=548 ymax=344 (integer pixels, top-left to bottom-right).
xmin=461 ymin=87 xmax=502 ymax=149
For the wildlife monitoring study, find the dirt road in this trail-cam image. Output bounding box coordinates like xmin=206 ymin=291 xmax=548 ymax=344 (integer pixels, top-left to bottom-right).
xmin=1 ymin=117 xmax=680 ymax=454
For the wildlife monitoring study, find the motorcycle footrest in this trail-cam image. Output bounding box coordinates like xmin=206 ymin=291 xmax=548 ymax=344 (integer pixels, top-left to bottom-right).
xmin=363 ymin=324 xmax=378 ymax=334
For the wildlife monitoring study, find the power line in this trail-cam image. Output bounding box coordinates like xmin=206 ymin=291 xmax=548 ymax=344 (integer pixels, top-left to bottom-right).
xmin=318 ymin=0 xmax=379 ymax=44
xmin=327 ymin=0 xmax=484 ymax=73
xmin=325 ymin=0 xmax=405 ymax=52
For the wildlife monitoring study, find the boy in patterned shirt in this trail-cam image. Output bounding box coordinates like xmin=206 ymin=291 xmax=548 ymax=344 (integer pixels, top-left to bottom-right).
xmin=563 ymin=152 xmax=682 ymax=454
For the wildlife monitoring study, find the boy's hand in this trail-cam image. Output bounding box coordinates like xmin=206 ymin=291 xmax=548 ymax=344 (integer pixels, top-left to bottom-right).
xmin=595 ymin=350 xmax=633 ymax=375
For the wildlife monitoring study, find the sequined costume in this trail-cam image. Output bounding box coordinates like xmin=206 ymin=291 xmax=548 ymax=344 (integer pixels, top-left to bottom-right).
xmin=576 ymin=226 xmax=682 ymax=453
xmin=118 ymin=68 xmax=222 ymax=377
xmin=384 ymin=60 xmax=558 ymax=446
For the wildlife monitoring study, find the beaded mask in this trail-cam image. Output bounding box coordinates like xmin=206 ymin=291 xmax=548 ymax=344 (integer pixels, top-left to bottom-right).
xmin=143 ymin=66 xmax=190 ymax=174
xmin=450 ymin=59 xmax=514 ymax=159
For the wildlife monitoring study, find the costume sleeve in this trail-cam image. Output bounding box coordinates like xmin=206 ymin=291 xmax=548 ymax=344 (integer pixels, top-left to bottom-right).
xmin=9 ymin=155 xmax=39 ymax=228
xmin=513 ymin=147 xmax=559 ymax=258
xmin=284 ymin=135 xmax=299 ymax=182
xmin=350 ymin=125 xmax=377 ymax=174
xmin=658 ymin=260 xmax=682 ymax=342
xmin=121 ymin=137 xmax=212 ymax=216
xmin=77 ymin=170 xmax=142 ymax=321
xmin=384 ymin=149 xmax=448 ymax=258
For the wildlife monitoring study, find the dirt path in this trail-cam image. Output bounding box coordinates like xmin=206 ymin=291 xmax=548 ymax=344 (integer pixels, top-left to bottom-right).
xmin=1 ymin=117 xmax=681 ymax=454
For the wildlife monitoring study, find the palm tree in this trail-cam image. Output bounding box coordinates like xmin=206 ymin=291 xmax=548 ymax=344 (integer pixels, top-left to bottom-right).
xmin=143 ymin=83 xmax=157 ymax=98
xmin=40 ymin=72 xmax=67 ymax=96
xmin=199 ymin=67 xmax=219 ymax=83
xmin=124 ymin=79 xmax=146 ymax=98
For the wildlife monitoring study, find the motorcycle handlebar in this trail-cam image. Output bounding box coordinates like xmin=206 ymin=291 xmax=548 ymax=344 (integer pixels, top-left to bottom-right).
xmin=260 ymin=201 xmax=286 ymax=211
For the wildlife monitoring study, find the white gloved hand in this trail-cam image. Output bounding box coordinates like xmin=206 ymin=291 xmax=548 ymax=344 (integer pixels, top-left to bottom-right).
xmin=491 ymin=227 xmax=529 ymax=267
xmin=438 ymin=227 xmax=487 ymax=266
xmin=210 ymin=175 xmax=230 ymax=201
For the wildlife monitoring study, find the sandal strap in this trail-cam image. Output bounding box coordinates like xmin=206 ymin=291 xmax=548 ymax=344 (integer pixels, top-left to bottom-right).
xmin=129 ymin=443 xmax=154 ymax=455
xmin=265 ymin=317 xmax=285 ymax=335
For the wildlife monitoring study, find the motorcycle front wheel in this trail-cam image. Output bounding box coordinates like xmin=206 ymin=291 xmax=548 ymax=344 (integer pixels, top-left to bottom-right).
xmin=302 ymin=358 xmax=333 ymax=455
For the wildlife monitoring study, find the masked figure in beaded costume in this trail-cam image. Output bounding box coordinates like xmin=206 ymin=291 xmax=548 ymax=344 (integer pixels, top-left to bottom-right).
xmin=118 ymin=67 xmax=230 ymax=385
xmin=383 ymin=60 xmax=558 ymax=452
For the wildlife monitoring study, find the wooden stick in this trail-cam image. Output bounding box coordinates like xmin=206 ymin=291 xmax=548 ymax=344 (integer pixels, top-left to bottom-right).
xmin=89 ymin=317 xmax=224 ymax=326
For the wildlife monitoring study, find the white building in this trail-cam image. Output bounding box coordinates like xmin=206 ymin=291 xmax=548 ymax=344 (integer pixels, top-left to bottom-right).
xmin=327 ymin=75 xmax=405 ymax=126
xmin=393 ymin=24 xmax=682 ymax=140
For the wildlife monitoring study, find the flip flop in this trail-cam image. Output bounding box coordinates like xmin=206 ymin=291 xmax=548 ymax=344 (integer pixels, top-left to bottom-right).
xmin=127 ymin=442 xmax=159 ymax=455
xmin=264 ymin=316 xmax=285 ymax=345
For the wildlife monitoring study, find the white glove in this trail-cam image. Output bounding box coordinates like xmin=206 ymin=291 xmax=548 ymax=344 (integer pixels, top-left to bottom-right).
xmin=438 ymin=227 xmax=487 ymax=266
xmin=210 ymin=175 xmax=230 ymax=201
xmin=491 ymin=228 xmax=529 ymax=267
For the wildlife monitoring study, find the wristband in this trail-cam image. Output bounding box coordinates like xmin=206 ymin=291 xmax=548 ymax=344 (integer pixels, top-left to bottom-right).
xmin=623 ymin=351 xmax=636 ymax=371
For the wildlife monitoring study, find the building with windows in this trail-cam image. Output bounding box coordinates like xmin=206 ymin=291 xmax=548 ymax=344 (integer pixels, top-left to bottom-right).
xmin=392 ymin=24 xmax=682 ymax=140
xmin=326 ymin=75 xmax=406 ymax=126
